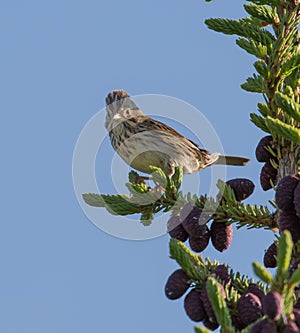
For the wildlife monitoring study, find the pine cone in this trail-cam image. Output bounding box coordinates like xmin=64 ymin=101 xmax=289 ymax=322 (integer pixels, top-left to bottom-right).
xmin=278 ymin=210 xmax=300 ymax=243
xmin=263 ymin=242 xmax=277 ymax=268
xmin=184 ymin=289 xmax=206 ymax=322
xmin=237 ymin=292 xmax=263 ymax=326
xmin=201 ymin=280 xmax=225 ymax=324
xmin=247 ymin=284 xmax=265 ymax=303
xmin=211 ymin=264 xmax=231 ymax=286
xmin=180 ymin=203 xmax=207 ymax=237
xmin=188 ymin=227 xmax=210 ymax=253
xmin=202 ymin=318 xmax=219 ymax=331
xmin=255 ymin=136 xmax=273 ymax=162
xmin=293 ymin=308 xmax=300 ymax=328
xmin=283 ymin=321 xmax=300 ymax=333
xmin=290 ymin=257 xmax=300 ymax=276
xmin=249 ymin=318 xmax=273 ymax=333
xmin=165 ymin=269 xmax=190 ymax=300
xmin=276 ymin=175 xmax=299 ymax=211
xmin=231 ymin=314 xmax=246 ymax=331
xmin=167 ymin=215 xmax=189 ymax=242
xmin=226 ymin=178 xmax=255 ymax=201
xmin=262 ymin=291 xmax=283 ymax=321
xmin=210 ymin=221 xmax=233 ymax=252
xmin=260 ymin=161 xmax=277 ymax=191
xmin=294 ymin=184 xmax=300 ymax=219
xmin=294 ymin=298 xmax=300 ymax=310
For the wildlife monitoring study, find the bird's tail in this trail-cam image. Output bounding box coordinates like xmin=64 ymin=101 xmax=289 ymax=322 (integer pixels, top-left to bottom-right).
xmin=213 ymin=155 xmax=250 ymax=166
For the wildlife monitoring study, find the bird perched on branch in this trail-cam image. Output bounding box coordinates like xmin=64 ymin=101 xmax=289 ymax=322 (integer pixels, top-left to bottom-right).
xmin=105 ymin=90 xmax=249 ymax=177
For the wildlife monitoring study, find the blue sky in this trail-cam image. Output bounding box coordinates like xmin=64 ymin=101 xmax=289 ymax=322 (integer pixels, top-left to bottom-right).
xmin=1 ymin=1 xmax=276 ymax=332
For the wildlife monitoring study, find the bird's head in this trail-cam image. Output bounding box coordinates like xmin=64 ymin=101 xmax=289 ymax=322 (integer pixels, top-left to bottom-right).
xmin=105 ymin=90 xmax=144 ymax=130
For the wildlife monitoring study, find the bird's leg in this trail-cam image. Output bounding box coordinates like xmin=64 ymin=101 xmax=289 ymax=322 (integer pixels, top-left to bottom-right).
xmin=165 ymin=160 xmax=176 ymax=178
xmin=149 ymin=161 xmax=176 ymax=193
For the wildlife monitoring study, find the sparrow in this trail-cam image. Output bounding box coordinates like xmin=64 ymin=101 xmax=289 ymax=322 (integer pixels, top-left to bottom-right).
xmin=105 ymin=90 xmax=250 ymax=177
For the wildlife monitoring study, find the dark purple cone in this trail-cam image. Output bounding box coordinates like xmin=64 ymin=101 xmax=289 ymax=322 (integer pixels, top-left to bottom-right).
xmin=210 ymin=221 xmax=233 ymax=252
xmin=226 ymin=178 xmax=255 ymax=201
xmin=276 ymin=175 xmax=299 ymax=211
xmin=293 ymin=308 xmax=300 ymax=327
xmin=247 ymin=284 xmax=265 ymax=303
xmin=167 ymin=216 xmax=189 ymax=242
xmin=180 ymin=203 xmax=207 ymax=237
xmin=201 ymin=281 xmax=225 ymax=324
xmin=201 ymin=283 xmax=216 ymax=323
xmin=255 ymin=136 xmax=273 ymax=162
xmin=165 ymin=269 xmax=190 ymax=300
xmin=237 ymin=292 xmax=263 ymax=326
xmin=262 ymin=291 xmax=283 ymax=320
xmin=249 ymin=319 xmax=268 ymax=333
xmin=261 ymin=321 xmax=278 ymax=333
xmin=294 ymin=184 xmax=300 ymax=219
xmin=211 ymin=264 xmax=231 ymax=286
xmin=184 ymin=289 xmax=206 ymax=322
xmin=278 ymin=210 xmax=300 ymax=243
xmin=202 ymin=318 xmax=219 ymax=331
xmin=188 ymin=227 xmax=210 ymax=253
xmin=231 ymin=314 xmax=246 ymax=331
xmin=295 ymin=298 xmax=300 ymax=310
xmin=260 ymin=161 xmax=277 ymax=191
xmin=263 ymin=242 xmax=277 ymax=268
xmin=250 ymin=319 xmax=277 ymax=333
xmin=169 ymin=224 xmax=189 ymax=242
xmin=290 ymin=258 xmax=300 ymax=276
xmin=283 ymin=321 xmax=300 ymax=333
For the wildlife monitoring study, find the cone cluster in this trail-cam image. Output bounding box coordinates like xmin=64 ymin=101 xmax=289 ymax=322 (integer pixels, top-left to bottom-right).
xmin=168 ymin=178 xmax=255 ymax=253
xmin=164 ymin=262 xmax=300 ymax=331
xmin=165 ymin=264 xmax=231 ymax=330
xmin=164 ymin=265 xmax=293 ymax=331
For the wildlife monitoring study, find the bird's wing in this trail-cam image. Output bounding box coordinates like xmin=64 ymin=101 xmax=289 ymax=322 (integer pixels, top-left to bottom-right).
xmin=134 ymin=116 xmax=208 ymax=154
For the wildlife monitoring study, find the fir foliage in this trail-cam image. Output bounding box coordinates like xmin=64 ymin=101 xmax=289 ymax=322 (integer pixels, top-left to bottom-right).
xmin=205 ymin=0 xmax=300 ymax=150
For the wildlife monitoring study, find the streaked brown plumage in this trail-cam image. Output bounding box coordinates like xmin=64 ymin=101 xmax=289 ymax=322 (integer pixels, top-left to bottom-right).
xmin=105 ymin=90 xmax=250 ymax=176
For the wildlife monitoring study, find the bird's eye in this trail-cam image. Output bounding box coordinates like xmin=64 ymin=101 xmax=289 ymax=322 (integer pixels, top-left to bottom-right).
xmin=124 ymin=109 xmax=131 ymax=117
